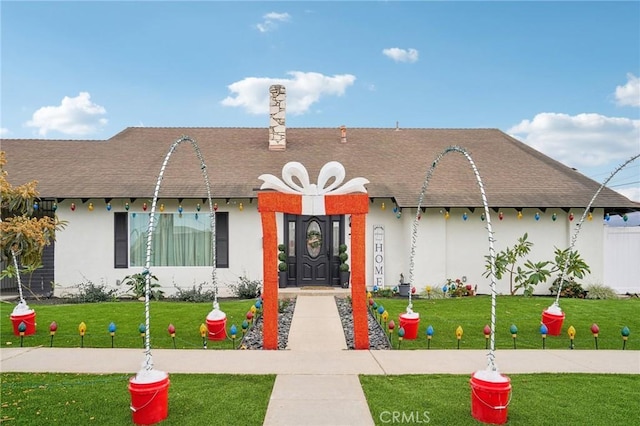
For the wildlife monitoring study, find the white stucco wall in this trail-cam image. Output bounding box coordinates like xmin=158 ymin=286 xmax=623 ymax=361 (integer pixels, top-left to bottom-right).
xmin=53 ymin=198 xmax=264 ymax=298
xmin=363 ymin=203 xmax=605 ymax=296
xmin=53 ymin=198 xmax=606 ymax=298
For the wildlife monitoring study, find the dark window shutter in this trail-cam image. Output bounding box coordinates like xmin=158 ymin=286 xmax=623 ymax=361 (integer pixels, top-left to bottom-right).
xmin=114 ymin=212 xmax=128 ymax=268
xmin=216 ymin=212 xmax=229 ymax=268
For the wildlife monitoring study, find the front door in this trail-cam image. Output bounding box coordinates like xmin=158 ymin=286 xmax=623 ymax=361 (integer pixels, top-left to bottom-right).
xmin=300 ymin=215 xmax=330 ymax=285
xmin=283 ymin=214 xmax=344 ymax=287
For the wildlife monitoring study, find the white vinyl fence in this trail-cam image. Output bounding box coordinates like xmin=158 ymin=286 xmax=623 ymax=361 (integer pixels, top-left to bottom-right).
xmin=604 ymin=226 xmax=640 ymax=294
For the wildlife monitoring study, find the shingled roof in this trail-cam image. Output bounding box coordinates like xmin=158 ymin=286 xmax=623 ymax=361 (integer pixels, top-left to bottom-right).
xmin=2 ymin=127 xmax=638 ymax=212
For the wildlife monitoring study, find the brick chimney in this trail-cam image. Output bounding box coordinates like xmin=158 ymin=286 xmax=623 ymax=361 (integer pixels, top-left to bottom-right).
xmin=268 ymin=85 xmax=286 ymax=151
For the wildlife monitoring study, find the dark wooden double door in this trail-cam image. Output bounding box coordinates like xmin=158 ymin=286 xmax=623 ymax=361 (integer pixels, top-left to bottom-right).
xmin=282 ymin=214 xmax=345 ymax=287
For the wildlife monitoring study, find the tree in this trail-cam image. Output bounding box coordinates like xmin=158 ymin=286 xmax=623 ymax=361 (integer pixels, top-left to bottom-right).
xmin=0 ymin=151 xmax=66 ymax=293
xmin=484 ymin=233 xmax=534 ymax=295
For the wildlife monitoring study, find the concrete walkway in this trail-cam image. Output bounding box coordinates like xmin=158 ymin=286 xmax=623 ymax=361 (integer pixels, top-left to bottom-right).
xmin=263 ymin=295 xmax=372 ymax=426
xmin=1 ymin=292 xmax=639 ymax=426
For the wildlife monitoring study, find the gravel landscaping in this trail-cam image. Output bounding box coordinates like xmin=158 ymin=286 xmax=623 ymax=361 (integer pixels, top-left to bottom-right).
xmin=239 ymin=296 xmax=391 ymax=350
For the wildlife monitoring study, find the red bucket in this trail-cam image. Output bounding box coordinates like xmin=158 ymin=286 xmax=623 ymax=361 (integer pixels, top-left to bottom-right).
xmin=399 ymin=312 xmax=420 ymax=340
xmin=541 ymin=310 xmax=565 ymax=336
xmin=206 ymin=317 xmax=227 ymax=341
xmin=129 ymin=373 xmax=170 ymax=425
xmin=470 ymin=371 xmax=511 ymax=425
xmin=10 ymin=311 xmax=37 ymax=336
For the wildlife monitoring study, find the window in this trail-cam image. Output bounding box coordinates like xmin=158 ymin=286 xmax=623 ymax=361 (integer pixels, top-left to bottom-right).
xmin=115 ymin=212 xmax=228 ymax=268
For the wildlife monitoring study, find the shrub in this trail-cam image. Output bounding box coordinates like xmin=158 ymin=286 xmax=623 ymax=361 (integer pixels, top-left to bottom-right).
xmin=122 ymin=272 xmax=164 ymax=300
xmin=339 ymin=244 xmax=349 ymax=272
xmin=229 ymin=276 xmax=262 ymax=299
xmin=278 ymin=298 xmax=291 ymax=313
xmin=549 ymin=278 xmax=586 ymax=298
xmin=422 ymin=286 xmax=446 ymax=299
xmin=374 ymin=287 xmax=394 ymax=298
xmin=278 ymin=244 xmax=287 ymax=272
xmin=73 ymin=280 xmax=118 ymax=303
xmin=171 ymin=282 xmax=217 ymax=302
xmin=585 ymin=284 xmax=619 ymax=300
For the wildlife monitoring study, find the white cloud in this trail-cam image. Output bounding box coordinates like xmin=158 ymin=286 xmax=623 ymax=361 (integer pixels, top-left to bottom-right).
xmin=221 ymin=71 xmax=356 ymax=115
xmin=0 ymin=128 xmax=9 ymax=137
xmin=382 ymin=47 xmax=419 ymax=63
xmin=616 ymin=186 xmax=640 ymax=203
xmin=25 ymin=92 xmax=107 ymax=136
xmin=508 ymin=112 xmax=640 ymax=168
xmin=615 ymin=73 xmax=640 ymax=107
xmin=256 ymin=12 xmax=291 ymax=33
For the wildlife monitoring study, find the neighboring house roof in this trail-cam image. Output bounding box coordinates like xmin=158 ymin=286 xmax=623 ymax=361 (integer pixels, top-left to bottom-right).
xmin=2 ymin=127 xmax=639 ymax=212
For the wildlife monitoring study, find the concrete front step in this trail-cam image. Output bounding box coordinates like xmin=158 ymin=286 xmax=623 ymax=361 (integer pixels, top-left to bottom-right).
xmin=278 ymin=287 xmax=351 ymax=299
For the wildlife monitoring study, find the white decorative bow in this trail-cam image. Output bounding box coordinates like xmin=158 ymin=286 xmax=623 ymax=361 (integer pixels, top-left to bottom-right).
xmin=259 ymin=161 xmax=369 ymax=214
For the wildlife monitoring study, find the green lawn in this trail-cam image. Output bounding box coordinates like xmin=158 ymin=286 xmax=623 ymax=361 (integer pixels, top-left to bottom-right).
xmin=1 ymin=373 xmax=275 ymax=425
xmin=0 ymin=299 xmax=262 ymax=349
xmin=1 ymin=372 xmax=636 ymax=425
xmin=360 ymin=373 xmax=639 ymax=426
xmin=2 ymin=296 xmax=637 ymax=351
xmin=368 ymin=296 xmax=639 ymax=350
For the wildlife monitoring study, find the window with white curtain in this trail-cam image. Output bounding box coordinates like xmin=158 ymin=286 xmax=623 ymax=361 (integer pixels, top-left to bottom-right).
xmin=129 ymin=213 xmax=213 ymax=267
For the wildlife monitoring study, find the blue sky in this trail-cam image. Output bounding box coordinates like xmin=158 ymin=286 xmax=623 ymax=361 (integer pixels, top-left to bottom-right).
xmin=1 ymin=1 xmax=639 ymax=202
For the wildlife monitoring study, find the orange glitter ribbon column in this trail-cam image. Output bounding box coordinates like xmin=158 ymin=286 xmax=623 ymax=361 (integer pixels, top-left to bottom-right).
xmin=258 ymin=192 xmax=370 ymax=350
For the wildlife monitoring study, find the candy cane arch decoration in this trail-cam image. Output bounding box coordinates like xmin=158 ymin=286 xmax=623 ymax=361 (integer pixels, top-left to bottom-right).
xmin=258 ymin=161 xmax=370 ymax=349
xmin=141 ymin=135 xmax=217 ymax=371
xmin=408 ymin=146 xmax=499 ymax=371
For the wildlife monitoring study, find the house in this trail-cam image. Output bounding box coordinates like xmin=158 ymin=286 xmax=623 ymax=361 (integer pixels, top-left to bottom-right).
xmin=2 ymin=86 xmax=639 ymax=299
